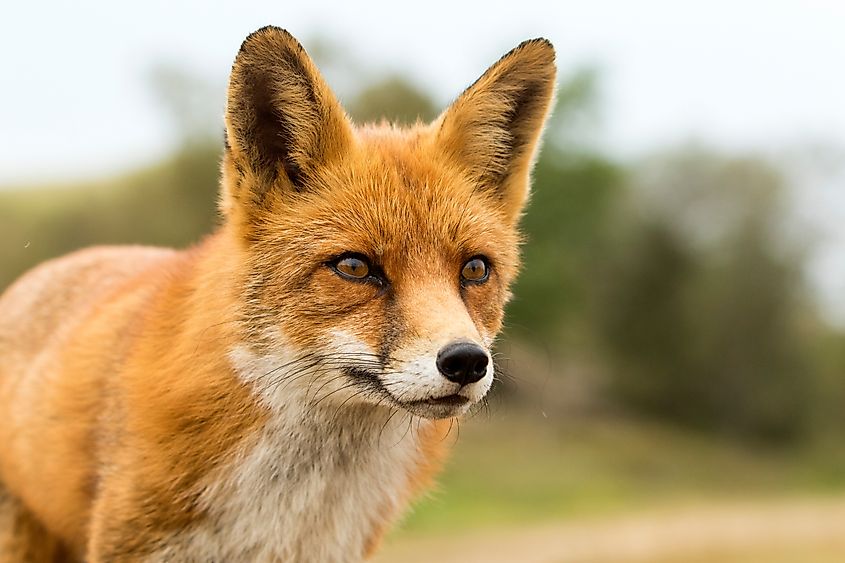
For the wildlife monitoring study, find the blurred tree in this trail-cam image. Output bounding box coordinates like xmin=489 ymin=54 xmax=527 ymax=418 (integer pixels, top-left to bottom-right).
xmin=507 ymin=69 xmax=623 ymax=343
xmin=595 ymin=147 xmax=819 ymax=443
xmin=692 ymin=219 xmax=813 ymax=441
xmin=594 ymin=220 xmax=699 ymax=421
xmin=0 ymin=143 xmax=222 ymax=290
xmin=348 ymin=76 xmax=437 ymax=125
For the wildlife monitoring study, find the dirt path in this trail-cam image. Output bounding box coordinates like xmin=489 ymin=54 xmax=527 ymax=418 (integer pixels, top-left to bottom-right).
xmin=373 ymin=497 xmax=845 ymax=563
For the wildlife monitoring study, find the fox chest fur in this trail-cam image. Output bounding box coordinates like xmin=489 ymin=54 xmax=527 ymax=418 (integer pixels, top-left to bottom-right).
xmin=150 ymin=396 xmax=424 ymax=562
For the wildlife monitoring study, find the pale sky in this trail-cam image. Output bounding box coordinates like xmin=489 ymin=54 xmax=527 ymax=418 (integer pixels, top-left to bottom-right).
xmin=1 ymin=0 xmax=844 ymax=321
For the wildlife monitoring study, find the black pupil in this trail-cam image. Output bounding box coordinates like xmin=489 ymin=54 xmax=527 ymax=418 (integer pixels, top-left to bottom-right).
xmin=344 ymin=259 xmax=366 ymax=276
xmin=465 ymin=260 xmax=485 ymax=279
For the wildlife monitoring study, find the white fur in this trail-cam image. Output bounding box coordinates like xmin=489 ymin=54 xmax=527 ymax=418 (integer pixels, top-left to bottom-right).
xmin=384 ymin=351 xmax=492 ymax=406
xmin=383 ymin=334 xmax=493 ymax=408
xmin=145 ymin=339 xmax=425 ymax=563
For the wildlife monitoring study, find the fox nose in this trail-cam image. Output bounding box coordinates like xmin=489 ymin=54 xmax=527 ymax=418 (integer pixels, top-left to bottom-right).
xmin=436 ymin=341 xmax=489 ymax=386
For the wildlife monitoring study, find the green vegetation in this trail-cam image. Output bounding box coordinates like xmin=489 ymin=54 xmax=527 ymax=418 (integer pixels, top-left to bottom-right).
xmin=396 ymin=413 xmax=845 ymax=538
xmin=0 ymin=145 xmax=221 ymax=289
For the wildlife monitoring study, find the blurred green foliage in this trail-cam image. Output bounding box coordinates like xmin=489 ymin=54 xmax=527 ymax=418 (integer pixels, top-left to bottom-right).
xmin=1 ymin=57 xmax=843 ymax=447
xmin=0 ymin=146 xmax=220 ymax=289
xmin=593 ymin=151 xmax=825 ymax=442
xmin=507 ymin=70 xmax=623 ymax=340
xmin=398 ymin=414 xmax=845 ymax=536
xmin=348 ymin=75 xmax=438 ymax=125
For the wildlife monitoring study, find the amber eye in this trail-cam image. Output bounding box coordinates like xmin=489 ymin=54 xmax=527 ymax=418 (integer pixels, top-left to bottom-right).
xmin=461 ymin=257 xmax=489 ymax=283
xmin=333 ymin=256 xmax=370 ymax=280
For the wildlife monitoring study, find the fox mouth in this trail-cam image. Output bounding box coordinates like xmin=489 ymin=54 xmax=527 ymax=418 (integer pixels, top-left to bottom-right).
xmin=342 ymin=366 xmax=473 ymax=418
xmin=407 ymin=394 xmax=469 ymax=408
xmin=400 ymin=393 xmax=472 ymax=418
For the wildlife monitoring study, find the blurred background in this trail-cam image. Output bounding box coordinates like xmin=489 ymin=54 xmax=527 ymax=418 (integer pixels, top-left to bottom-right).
xmin=2 ymin=1 xmax=845 ymax=561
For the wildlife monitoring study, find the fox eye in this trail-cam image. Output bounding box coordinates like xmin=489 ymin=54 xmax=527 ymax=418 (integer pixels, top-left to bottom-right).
xmin=332 ymin=256 xmax=370 ymax=280
xmin=461 ymin=257 xmax=489 ymax=283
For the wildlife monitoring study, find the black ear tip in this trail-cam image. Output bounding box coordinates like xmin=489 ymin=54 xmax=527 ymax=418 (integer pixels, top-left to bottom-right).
xmin=237 ymin=26 xmax=302 ymax=57
xmin=523 ymin=37 xmax=553 ymax=47
xmin=511 ymin=37 xmax=556 ymax=61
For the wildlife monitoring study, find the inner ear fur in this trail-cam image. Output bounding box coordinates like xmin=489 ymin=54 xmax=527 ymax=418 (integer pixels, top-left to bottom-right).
xmin=436 ymin=39 xmax=557 ymax=224
xmin=223 ymin=26 xmax=353 ymax=207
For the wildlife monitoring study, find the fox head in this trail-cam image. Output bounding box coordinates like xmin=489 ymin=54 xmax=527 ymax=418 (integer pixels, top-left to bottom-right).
xmin=220 ymin=27 xmax=555 ymax=419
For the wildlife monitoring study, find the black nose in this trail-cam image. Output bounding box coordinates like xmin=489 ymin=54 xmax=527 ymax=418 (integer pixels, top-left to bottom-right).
xmin=436 ymin=341 xmax=489 ymax=385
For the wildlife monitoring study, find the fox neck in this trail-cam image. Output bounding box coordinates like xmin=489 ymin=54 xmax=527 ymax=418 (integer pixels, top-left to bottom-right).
xmin=162 ymin=339 xmax=423 ymax=561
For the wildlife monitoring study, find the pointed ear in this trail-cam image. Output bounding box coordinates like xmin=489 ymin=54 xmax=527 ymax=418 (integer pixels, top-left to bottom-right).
xmin=436 ymin=39 xmax=556 ymax=224
xmin=222 ymin=26 xmax=353 ymax=211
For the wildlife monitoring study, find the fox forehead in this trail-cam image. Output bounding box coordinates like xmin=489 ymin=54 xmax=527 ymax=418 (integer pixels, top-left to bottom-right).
xmin=254 ymin=130 xmax=522 ymax=277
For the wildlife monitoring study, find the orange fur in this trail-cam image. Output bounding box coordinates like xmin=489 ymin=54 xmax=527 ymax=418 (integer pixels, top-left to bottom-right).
xmin=0 ymin=27 xmax=555 ymax=561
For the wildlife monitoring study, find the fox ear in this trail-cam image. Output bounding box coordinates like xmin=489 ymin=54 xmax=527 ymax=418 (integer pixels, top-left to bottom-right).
xmin=436 ymin=39 xmax=556 ymax=224
xmin=222 ymin=27 xmax=353 ymax=211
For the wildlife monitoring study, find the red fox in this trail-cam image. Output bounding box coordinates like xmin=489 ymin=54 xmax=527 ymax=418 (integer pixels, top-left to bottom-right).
xmin=0 ymin=27 xmax=555 ymax=562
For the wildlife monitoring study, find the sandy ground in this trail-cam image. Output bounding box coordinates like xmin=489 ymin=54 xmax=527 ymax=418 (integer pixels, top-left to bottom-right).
xmin=373 ymin=497 xmax=845 ymax=563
